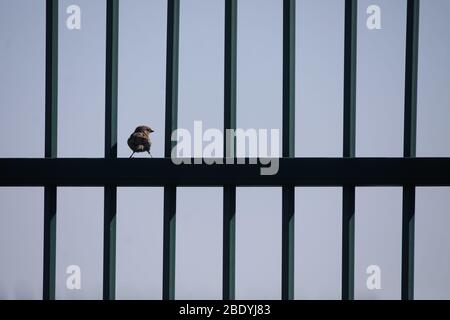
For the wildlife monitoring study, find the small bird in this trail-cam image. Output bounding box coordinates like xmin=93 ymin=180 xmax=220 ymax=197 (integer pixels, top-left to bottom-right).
xmin=128 ymin=125 xmax=154 ymax=158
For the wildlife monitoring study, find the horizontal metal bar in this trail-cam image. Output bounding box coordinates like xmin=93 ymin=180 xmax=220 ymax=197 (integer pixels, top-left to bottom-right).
xmin=1 ymin=158 xmax=450 ymax=187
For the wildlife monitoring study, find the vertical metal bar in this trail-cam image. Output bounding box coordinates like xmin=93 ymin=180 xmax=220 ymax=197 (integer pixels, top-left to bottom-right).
xmin=45 ymin=0 xmax=58 ymax=159
xmin=341 ymin=0 xmax=357 ymax=300
xmin=343 ymin=0 xmax=357 ymax=159
xmin=164 ymin=0 xmax=180 ymax=158
xmin=282 ymin=0 xmax=295 ymax=301
xmin=43 ymin=0 xmax=58 ymax=301
xmin=163 ymin=187 xmax=177 ymax=300
xmin=282 ymin=187 xmax=295 ymax=300
xmin=282 ymin=0 xmax=295 ymax=158
xmin=223 ymin=186 xmax=236 ymax=300
xmin=402 ymin=186 xmax=415 ymax=300
xmin=342 ymin=186 xmax=355 ymax=300
xmin=43 ymin=187 xmax=57 ymax=300
xmin=403 ymin=0 xmax=419 ymax=160
xmin=103 ymin=0 xmax=119 ymax=300
xmin=223 ymin=0 xmax=237 ymax=300
xmin=103 ymin=187 xmax=117 ymax=300
xmin=163 ymin=0 xmax=180 ymax=300
xmin=402 ymin=0 xmax=420 ymax=301
xmin=105 ymin=0 xmax=119 ymax=161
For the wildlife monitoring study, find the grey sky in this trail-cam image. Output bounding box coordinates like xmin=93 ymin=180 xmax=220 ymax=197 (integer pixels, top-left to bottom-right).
xmin=1 ymin=0 xmax=450 ymax=300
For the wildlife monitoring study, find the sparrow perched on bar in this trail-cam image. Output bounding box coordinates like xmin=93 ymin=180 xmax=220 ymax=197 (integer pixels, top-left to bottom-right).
xmin=128 ymin=125 xmax=154 ymax=158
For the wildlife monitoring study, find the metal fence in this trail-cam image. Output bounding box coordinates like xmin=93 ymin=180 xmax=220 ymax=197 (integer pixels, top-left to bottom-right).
xmin=1 ymin=0 xmax=450 ymax=300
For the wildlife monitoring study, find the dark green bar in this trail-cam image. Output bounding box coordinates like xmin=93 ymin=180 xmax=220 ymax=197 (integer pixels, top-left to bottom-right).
xmin=103 ymin=186 xmax=117 ymax=300
xmin=163 ymin=186 xmax=177 ymax=300
xmin=342 ymin=0 xmax=357 ymax=300
xmin=223 ymin=0 xmax=237 ymax=301
xmin=223 ymin=186 xmax=236 ymax=300
xmin=343 ymin=0 xmax=357 ymax=159
xmin=163 ymin=0 xmax=180 ymax=300
xmin=105 ymin=0 xmax=119 ymax=159
xmin=282 ymin=0 xmax=295 ymax=159
xmin=403 ymin=0 xmax=419 ymax=159
xmin=402 ymin=186 xmax=415 ymax=300
xmin=43 ymin=0 xmax=58 ymax=300
xmin=164 ymin=0 xmax=180 ymax=157
xmin=342 ymin=186 xmax=355 ymax=300
xmin=282 ymin=0 xmax=295 ymax=301
xmin=402 ymin=0 xmax=420 ymax=301
xmin=103 ymin=0 xmax=119 ymax=300
xmin=43 ymin=187 xmax=57 ymax=300
xmin=45 ymin=0 xmax=58 ymax=159
xmin=282 ymin=186 xmax=295 ymax=300
xmin=224 ymin=0 xmax=237 ymax=140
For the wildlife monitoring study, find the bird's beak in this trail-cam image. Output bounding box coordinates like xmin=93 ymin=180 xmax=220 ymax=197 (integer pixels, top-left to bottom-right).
xmin=150 ymin=129 xmax=155 ymax=133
